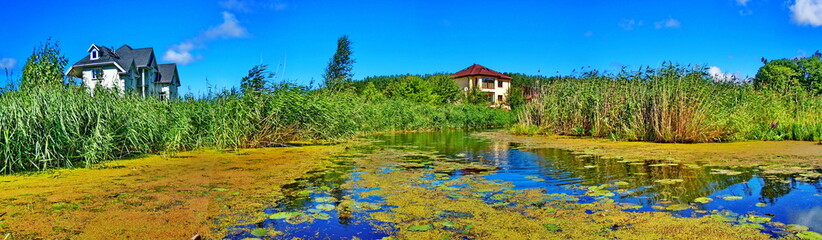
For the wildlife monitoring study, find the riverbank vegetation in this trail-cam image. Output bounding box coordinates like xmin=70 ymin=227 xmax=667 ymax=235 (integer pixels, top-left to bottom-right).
xmin=513 ymin=62 xmax=822 ymax=143
xmin=0 ymin=39 xmax=513 ymax=174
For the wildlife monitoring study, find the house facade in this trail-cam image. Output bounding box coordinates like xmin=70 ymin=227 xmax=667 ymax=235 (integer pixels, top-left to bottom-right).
xmin=452 ymin=64 xmax=512 ymax=106
xmin=66 ymin=44 xmax=181 ymax=99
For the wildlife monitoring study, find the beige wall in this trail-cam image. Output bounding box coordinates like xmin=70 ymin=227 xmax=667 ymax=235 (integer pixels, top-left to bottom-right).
xmin=454 ymin=75 xmax=510 ymax=105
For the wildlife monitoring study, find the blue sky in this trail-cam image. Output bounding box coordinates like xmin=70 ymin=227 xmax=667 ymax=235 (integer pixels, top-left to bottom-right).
xmin=1 ymin=0 xmax=821 ymax=95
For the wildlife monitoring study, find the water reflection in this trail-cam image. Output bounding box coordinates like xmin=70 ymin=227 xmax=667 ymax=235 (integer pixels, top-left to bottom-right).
xmin=227 ymin=130 xmax=821 ymax=238
xmin=373 ymin=130 xmax=822 ymax=233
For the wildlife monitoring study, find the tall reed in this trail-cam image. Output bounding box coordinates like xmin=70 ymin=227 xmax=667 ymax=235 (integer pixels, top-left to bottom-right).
xmin=0 ymin=87 xmax=513 ymax=174
xmin=516 ymin=64 xmax=822 ymax=143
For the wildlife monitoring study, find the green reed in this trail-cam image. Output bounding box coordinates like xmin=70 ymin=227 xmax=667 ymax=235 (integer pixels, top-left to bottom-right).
xmin=515 ymin=64 xmax=822 ymax=143
xmin=0 ymin=87 xmax=513 ymax=174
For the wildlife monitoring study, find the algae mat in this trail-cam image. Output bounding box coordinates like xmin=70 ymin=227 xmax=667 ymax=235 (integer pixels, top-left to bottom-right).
xmin=0 ymin=145 xmax=344 ymax=239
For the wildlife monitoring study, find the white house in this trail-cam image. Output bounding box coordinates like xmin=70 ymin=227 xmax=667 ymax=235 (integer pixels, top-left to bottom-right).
xmin=66 ymin=44 xmax=181 ymax=99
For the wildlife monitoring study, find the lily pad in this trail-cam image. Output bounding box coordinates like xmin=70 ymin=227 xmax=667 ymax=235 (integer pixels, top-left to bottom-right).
xmin=583 ymin=165 xmax=597 ymax=169
xmin=250 ymin=228 xmax=272 ymax=237
xmin=739 ymin=223 xmax=763 ymax=229
xmin=722 ymin=196 xmax=743 ymax=201
xmin=654 ymin=179 xmax=684 ymax=184
xmin=755 ymin=202 xmax=767 ymax=207
xmin=285 ymin=214 xmax=312 ymax=224
xmin=745 ymin=215 xmax=771 ymax=224
xmin=694 ymin=197 xmax=713 ymax=204
xmin=491 ymin=194 xmax=512 ymax=200
xmin=788 ymin=224 xmax=810 ymax=232
xmin=524 ymin=176 xmax=539 ymax=179
xmin=315 ymin=204 xmax=335 ymax=211
xmin=408 ymin=224 xmax=434 ymax=232
xmin=665 ymin=204 xmax=691 ymax=211
xmin=315 ymin=197 xmax=338 ymax=203
xmin=269 ymin=211 xmax=300 ymax=219
xmin=312 ymin=213 xmax=332 ymax=220
xmin=798 ymin=231 xmax=822 ymax=240
xmin=587 ymin=189 xmax=615 ymax=197
xmin=614 ymin=181 xmax=630 ymax=187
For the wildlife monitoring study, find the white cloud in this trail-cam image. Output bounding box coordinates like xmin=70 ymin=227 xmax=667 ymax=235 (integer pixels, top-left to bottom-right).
xmin=163 ymin=11 xmax=248 ymax=65
xmin=737 ymin=0 xmax=751 ymax=6
xmin=790 ymin=0 xmax=822 ymax=26
xmin=619 ymin=19 xmax=642 ymax=30
xmin=205 ymin=11 xmax=248 ymax=39
xmin=164 ymin=42 xmax=196 ymax=65
xmin=708 ymin=66 xmax=738 ymax=82
xmin=0 ymin=58 xmax=16 ymax=69
xmin=219 ymin=0 xmax=287 ymax=13
xmin=654 ymin=18 xmax=681 ymax=29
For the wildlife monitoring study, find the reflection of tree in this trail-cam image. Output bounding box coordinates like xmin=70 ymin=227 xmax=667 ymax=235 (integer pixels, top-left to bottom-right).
xmin=759 ymin=176 xmax=795 ymax=203
xmin=528 ymin=148 xmax=758 ymax=205
xmin=371 ymin=130 xmax=490 ymax=155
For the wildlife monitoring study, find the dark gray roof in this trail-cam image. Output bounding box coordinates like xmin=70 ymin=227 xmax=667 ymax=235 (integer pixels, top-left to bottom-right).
xmin=116 ymin=45 xmax=154 ymax=68
xmin=70 ymin=45 xmax=121 ymax=68
xmin=69 ymin=44 xmax=156 ymax=74
xmin=157 ymin=63 xmax=180 ymax=86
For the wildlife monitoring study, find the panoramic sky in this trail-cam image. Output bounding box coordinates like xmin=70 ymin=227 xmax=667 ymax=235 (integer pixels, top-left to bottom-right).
xmin=1 ymin=0 xmax=821 ymax=95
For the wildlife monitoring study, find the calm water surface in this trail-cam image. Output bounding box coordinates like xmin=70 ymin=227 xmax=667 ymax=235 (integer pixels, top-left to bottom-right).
xmin=225 ymin=130 xmax=822 ymax=239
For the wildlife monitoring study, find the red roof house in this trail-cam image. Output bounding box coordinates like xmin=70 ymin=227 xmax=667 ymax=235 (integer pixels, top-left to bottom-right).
xmin=452 ymin=64 xmax=511 ymax=106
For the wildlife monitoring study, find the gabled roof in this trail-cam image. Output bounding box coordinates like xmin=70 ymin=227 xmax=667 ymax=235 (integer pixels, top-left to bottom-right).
xmin=115 ymin=45 xmax=155 ymax=68
xmin=66 ymin=45 xmax=126 ymax=77
xmin=157 ymin=63 xmax=180 ymax=87
xmin=68 ymin=44 xmax=157 ymax=76
xmin=452 ymin=64 xmax=512 ymax=80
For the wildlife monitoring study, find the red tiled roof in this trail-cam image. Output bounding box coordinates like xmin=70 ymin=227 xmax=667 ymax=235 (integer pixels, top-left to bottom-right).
xmin=452 ymin=64 xmax=512 ymax=80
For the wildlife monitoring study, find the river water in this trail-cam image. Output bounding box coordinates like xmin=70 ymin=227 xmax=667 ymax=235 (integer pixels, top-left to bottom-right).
xmin=225 ymin=130 xmax=822 ymax=239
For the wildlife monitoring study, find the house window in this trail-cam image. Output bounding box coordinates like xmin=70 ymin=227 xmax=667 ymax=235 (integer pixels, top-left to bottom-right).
xmin=92 ymin=69 xmax=103 ymax=80
xmin=497 ymin=95 xmax=503 ymax=103
xmin=487 ymin=93 xmax=494 ymax=104
xmin=498 ymin=80 xmax=503 ymax=88
xmin=481 ymin=78 xmax=495 ymax=89
xmin=91 ymin=50 xmax=98 ymax=60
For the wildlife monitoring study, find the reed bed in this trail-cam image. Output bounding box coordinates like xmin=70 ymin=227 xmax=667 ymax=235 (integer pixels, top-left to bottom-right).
xmin=0 ymin=87 xmax=513 ymax=174
xmin=515 ymin=64 xmax=822 ymax=143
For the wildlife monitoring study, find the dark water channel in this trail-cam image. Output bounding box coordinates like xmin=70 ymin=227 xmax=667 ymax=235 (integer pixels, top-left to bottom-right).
xmin=225 ymin=130 xmax=822 ymax=239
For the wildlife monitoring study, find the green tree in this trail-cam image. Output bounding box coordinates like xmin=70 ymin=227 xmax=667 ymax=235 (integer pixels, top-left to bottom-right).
xmin=323 ymin=35 xmax=355 ymax=92
xmin=240 ymin=64 xmax=273 ymax=97
xmin=755 ymin=55 xmax=822 ymax=94
xmin=360 ymin=81 xmax=384 ymax=101
xmin=21 ymin=38 xmax=69 ymax=90
xmin=505 ymin=86 xmax=525 ymax=109
xmin=385 ymin=75 xmax=437 ymax=104
xmin=797 ymin=56 xmax=822 ymax=94
xmin=426 ymin=74 xmax=461 ymax=104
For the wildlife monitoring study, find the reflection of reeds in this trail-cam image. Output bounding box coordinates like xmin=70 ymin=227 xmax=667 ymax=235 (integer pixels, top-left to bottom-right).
xmin=0 ymin=87 xmax=514 ymax=174
xmin=529 ymin=148 xmax=761 ymax=205
xmin=517 ymin=63 xmax=822 ymax=142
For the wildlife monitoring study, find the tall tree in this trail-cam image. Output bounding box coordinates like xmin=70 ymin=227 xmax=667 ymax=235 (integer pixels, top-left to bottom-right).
xmin=21 ymin=38 xmax=69 ymax=90
xmin=755 ymin=55 xmax=822 ymax=95
xmin=240 ymin=64 xmax=274 ymax=97
xmin=322 ymin=35 xmax=355 ymax=91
